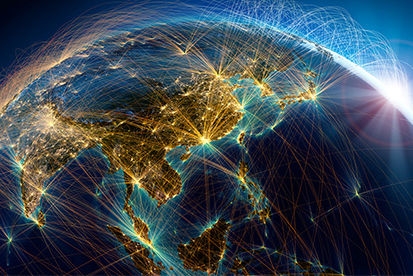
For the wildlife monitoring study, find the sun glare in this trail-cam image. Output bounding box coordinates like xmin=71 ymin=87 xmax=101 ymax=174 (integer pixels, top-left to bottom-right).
xmin=380 ymin=78 xmax=413 ymax=124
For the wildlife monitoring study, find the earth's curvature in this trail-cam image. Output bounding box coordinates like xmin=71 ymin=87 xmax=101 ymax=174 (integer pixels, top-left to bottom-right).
xmin=0 ymin=1 xmax=412 ymax=275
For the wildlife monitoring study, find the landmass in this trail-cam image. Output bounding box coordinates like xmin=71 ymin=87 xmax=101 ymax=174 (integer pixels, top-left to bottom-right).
xmin=0 ymin=25 xmax=324 ymax=274
xmin=107 ymin=225 xmax=164 ymax=274
xmin=18 ymin=72 xmax=243 ymax=218
xmin=178 ymin=218 xmax=231 ymax=273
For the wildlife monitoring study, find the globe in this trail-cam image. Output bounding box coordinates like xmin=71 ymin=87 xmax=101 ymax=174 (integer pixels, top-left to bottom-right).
xmin=0 ymin=1 xmax=412 ymax=275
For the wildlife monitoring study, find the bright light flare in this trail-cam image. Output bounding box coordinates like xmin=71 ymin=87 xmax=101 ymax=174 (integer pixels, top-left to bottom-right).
xmin=380 ymin=78 xmax=413 ymax=124
xmin=337 ymin=51 xmax=413 ymax=125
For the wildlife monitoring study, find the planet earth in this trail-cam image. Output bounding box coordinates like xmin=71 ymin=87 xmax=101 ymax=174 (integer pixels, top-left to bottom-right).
xmin=0 ymin=1 xmax=412 ymax=275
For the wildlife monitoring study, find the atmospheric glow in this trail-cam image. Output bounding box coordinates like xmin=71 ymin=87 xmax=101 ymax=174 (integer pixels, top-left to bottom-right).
xmin=380 ymin=79 xmax=413 ymax=123
xmin=331 ymin=51 xmax=413 ymax=124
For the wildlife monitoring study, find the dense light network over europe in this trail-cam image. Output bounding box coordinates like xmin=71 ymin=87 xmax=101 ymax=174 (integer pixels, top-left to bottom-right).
xmin=0 ymin=0 xmax=412 ymax=275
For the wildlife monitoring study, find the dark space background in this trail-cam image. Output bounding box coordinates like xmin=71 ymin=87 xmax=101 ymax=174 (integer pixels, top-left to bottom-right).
xmin=0 ymin=0 xmax=113 ymax=77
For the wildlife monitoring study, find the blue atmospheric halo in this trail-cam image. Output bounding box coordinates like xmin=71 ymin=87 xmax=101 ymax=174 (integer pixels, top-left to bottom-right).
xmin=0 ymin=1 xmax=412 ymax=275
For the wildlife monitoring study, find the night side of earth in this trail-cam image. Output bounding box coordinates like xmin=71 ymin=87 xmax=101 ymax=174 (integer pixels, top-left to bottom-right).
xmin=0 ymin=1 xmax=412 ymax=275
